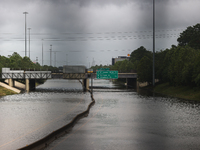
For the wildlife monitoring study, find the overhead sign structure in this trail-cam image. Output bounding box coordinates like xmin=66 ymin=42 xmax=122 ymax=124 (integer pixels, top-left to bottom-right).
xmin=96 ymin=71 xmax=118 ymax=79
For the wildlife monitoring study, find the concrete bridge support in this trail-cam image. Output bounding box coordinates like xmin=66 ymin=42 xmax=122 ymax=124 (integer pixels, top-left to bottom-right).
xmin=25 ymin=79 xmax=29 ymax=92
xmin=82 ymin=79 xmax=89 ymax=92
xmin=8 ymin=79 xmax=15 ymax=87
xmin=25 ymin=79 xmax=36 ymax=92
xmin=126 ymin=78 xmax=138 ymax=89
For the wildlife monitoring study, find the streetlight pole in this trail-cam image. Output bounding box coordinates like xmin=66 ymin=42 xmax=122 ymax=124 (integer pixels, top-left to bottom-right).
xmin=28 ymin=28 xmax=31 ymax=59
xmin=23 ymin=12 xmax=28 ymax=57
xmin=66 ymin=54 xmax=68 ymax=65
xmin=42 ymin=39 xmax=44 ymax=66
xmin=153 ymin=0 xmax=155 ymax=86
xmin=54 ymin=52 xmax=56 ymax=67
xmin=50 ymin=45 xmax=52 ymax=66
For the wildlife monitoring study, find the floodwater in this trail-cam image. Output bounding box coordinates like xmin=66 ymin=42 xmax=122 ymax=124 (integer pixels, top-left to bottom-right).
xmin=1 ymin=79 xmax=200 ymax=150
xmin=0 ymin=79 xmax=91 ymax=150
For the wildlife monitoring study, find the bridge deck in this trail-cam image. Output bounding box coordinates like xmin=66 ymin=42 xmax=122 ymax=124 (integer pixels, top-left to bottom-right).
xmin=53 ymin=73 xmax=137 ymax=79
xmin=1 ymin=73 xmax=137 ymax=79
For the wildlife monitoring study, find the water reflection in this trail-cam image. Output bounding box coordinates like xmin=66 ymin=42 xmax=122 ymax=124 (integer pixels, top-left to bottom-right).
xmin=1 ymin=79 xmax=200 ymax=150
xmin=0 ymin=79 xmax=91 ymax=150
xmin=47 ymin=80 xmax=200 ymax=150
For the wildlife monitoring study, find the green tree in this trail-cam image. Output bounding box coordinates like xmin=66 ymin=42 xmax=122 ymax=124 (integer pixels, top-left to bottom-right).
xmin=112 ymin=61 xmax=123 ymax=72
xmin=0 ymin=56 xmax=9 ymax=67
xmin=118 ymin=60 xmax=126 ymax=73
xmin=21 ymin=56 xmax=34 ymax=70
xmin=9 ymin=52 xmax=23 ymax=69
xmin=192 ymin=52 xmax=200 ymax=86
xmin=155 ymin=49 xmax=169 ymax=82
xmin=125 ymin=61 xmax=134 ymax=73
xmin=177 ymin=23 xmax=200 ymax=49
xmin=137 ymin=56 xmax=153 ymax=84
xmin=129 ymin=46 xmax=152 ymax=71
xmin=168 ymin=46 xmax=198 ymax=86
xmin=155 ymin=46 xmax=177 ymax=82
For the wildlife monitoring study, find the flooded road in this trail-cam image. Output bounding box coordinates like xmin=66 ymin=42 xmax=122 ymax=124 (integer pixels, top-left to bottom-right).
xmin=0 ymin=80 xmax=91 ymax=150
xmin=1 ymin=79 xmax=200 ymax=150
xmin=47 ymin=80 xmax=200 ymax=150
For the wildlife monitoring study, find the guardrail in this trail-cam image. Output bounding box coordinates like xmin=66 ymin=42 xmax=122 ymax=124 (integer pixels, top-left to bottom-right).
xmin=1 ymin=72 xmax=52 ymax=79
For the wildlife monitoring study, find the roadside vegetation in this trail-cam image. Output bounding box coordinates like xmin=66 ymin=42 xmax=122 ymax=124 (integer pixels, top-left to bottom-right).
xmin=153 ymin=83 xmax=200 ymax=101
xmin=0 ymin=53 xmax=61 ymax=96
xmin=0 ymin=52 xmax=60 ymax=85
xmin=0 ymin=86 xmax=17 ymax=96
xmin=0 ymin=52 xmax=59 ymax=73
xmin=91 ymin=23 xmax=200 ymax=100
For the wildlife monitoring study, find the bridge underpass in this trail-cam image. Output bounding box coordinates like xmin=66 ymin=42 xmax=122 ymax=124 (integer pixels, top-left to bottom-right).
xmin=1 ymin=67 xmax=137 ymax=92
xmin=1 ymin=68 xmax=52 ymax=92
xmin=51 ymin=72 xmax=138 ymax=91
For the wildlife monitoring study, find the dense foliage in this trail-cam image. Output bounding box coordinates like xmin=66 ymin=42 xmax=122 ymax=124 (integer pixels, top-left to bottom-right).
xmin=0 ymin=52 xmax=59 ymax=73
xmin=91 ymin=23 xmax=200 ymax=87
xmin=177 ymin=24 xmax=200 ymax=49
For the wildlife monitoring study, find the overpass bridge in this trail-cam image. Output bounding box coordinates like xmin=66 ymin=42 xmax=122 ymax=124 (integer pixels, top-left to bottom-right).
xmin=51 ymin=72 xmax=137 ymax=79
xmin=1 ymin=67 xmax=137 ymax=92
xmin=51 ymin=72 xmax=137 ymax=91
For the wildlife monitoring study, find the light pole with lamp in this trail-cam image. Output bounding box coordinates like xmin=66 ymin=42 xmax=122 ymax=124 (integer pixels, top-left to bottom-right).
xmin=28 ymin=28 xmax=31 ymax=59
xmin=152 ymin=0 xmax=155 ymax=86
xmin=42 ymin=39 xmax=44 ymax=66
xmin=23 ymin=12 xmax=28 ymax=57
xmin=50 ymin=45 xmax=52 ymax=66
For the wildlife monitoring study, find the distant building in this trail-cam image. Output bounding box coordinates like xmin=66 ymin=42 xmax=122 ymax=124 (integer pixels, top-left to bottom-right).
xmin=112 ymin=56 xmax=129 ymax=65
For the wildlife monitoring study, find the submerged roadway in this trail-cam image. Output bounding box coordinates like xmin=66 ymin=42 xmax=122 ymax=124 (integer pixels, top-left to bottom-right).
xmin=46 ymin=81 xmax=200 ymax=150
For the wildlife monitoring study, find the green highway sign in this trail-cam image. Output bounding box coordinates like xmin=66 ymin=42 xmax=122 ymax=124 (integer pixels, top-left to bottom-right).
xmin=96 ymin=71 xmax=118 ymax=79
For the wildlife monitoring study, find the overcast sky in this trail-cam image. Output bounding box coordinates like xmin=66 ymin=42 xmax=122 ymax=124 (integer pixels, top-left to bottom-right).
xmin=0 ymin=0 xmax=200 ymax=67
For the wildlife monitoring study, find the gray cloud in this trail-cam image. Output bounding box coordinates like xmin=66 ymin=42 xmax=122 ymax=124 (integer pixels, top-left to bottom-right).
xmin=0 ymin=0 xmax=199 ymax=67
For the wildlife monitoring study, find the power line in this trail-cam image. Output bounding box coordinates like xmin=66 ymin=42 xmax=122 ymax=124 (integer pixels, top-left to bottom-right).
xmin=0 ymin=33 xmax=180 ymax=41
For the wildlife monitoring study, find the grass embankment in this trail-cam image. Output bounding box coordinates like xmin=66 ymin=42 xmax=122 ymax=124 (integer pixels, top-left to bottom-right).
xmin=0 ymin=86 xmax=17 ymax=96
xmin=153 ymin=83 xmax=200 ymax=101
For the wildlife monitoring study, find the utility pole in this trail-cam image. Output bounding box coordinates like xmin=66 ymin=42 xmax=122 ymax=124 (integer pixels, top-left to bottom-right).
xmin=153 ymin=0 xmax=155 ymax=86
xmin=28 ymin=28 xmax=31 ymax=59
xmin=23 ymin=12 xmax=28 ymax=57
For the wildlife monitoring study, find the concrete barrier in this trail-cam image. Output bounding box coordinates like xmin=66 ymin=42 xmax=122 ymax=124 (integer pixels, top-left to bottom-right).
xmin=5 ymin=79 xmax=25 ymax=89
xmin=0 ymin=82 xmax=21 ymax=93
